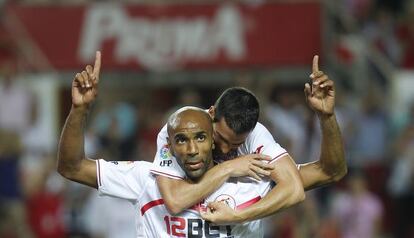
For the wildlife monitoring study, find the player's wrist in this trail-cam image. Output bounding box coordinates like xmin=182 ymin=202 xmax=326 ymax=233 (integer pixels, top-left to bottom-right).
xmin=316 ymin=111 xmax=335 ymax=120
xmin=233 ymin=210 xmax=248 ymax=223
xmin=317 ymin=113 xmax=336 ymax=122
xmin=71 ymin=104 xmax=91 ymax=113
xmin=217 ymin=161 xmax=235 ymax=178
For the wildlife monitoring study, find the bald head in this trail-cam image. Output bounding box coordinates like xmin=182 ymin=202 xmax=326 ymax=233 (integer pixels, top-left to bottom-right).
xmin=166 ymin=106 xmax=214 ymax=181
xmin=167 ymin=106 xmax=212 ymax=137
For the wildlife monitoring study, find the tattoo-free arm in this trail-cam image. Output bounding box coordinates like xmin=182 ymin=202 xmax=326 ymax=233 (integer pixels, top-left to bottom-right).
xmin=57 ymin=106 xmax=97 ymax=188
xmin=236 ymin=155 xmax=305 ymax=222
xmin=157 ymin=154 xmax=273 ymax=215
xmin=157 ymin=162 xmax=233 ymax=215
xmin=299 ymin=114 xmax=347 ymax=191
xmin=201 ymin=155 xmax=305 ymax=223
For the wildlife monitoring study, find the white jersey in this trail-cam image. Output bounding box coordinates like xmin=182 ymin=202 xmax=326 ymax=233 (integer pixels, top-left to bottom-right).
xmin=97 ymin=159 xmax=273 ymax=237
xmin=151 ymin=122 xmax=288 ymax=179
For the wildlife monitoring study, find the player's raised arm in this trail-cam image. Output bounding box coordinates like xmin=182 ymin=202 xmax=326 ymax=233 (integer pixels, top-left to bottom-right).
xmin=57 ymin=51 xmax=102 ymax=188
xmin=300 ymin=55 xmax=347 ymax=190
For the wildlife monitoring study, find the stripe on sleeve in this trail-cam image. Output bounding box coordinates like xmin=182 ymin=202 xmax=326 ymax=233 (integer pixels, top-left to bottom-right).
xmin=269 ymin=152 xmax=289 ymax=164
xmin=150 ymin=170 xmax=184 ymax=180
xmin=141 ymin=199 xmax=164 ymax=215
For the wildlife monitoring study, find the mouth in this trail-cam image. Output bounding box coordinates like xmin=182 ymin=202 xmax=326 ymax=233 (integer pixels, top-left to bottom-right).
xmin=185 ymin=160 xmax=204 ymax=170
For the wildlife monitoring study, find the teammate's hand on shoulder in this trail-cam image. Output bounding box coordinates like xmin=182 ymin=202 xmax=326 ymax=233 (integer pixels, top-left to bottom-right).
xmin=221 ymin=154 xmax=274 ymax=180
xmin=72 ymin=51 xmax=101 ymax=108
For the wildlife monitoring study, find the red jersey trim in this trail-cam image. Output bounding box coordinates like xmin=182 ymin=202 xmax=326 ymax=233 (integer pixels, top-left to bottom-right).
xmin=150 ymin=170 xmax=184 ymax=180
xmin=269 ymin=152 xmax=289 ymax=164
xmin=236 ymin=196 xmax=261 ymax=210
xmin=141 ymin=199 xmax=165 ymax=215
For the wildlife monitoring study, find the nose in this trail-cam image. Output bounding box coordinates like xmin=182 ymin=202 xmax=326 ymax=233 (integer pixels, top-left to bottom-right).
xmin=187 ymin=140 xmax=199 ymax=156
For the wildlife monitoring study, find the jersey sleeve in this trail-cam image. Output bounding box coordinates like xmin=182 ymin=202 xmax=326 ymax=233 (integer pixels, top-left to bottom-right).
xmin=245 ymin=122 xmax=289 ymax=164
xmin=96 ymin=160 xmax=151 ymax=202
xmin=150 ymin=124 xmax=186 ymax=179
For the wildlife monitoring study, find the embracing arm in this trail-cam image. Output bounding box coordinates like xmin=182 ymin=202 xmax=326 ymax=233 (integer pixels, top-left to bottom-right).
xmin=299 ymin=114 xmax=346 ymax=191
xmin=235 ymin=155 xmax=305 ymax=222
xmin=157 ymin=154 xmax=273 ymax=215
xmin=157 ymin=163 xmax=233 ymax=215
xmin=201 ymin=155 xmax=305 ymax=223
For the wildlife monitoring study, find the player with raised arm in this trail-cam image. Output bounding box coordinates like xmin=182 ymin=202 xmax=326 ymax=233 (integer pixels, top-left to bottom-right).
xmin=152 ymin=55 xmax=347 ymax=223
xmin=202 ymin=56 xmax=346 ymax=222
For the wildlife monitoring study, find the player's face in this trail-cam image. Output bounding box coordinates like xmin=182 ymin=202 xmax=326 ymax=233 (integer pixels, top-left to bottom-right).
xmin=212 ymin=117 xmax=249 ymax=155
xmin=168 ymin=116 xmax=214 ymax=181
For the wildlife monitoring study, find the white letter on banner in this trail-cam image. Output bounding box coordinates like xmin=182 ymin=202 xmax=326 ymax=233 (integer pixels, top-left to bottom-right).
xmin=78 ymin=4 xmax=125 ymax=62
xmin=212 ymin=5 xmax=246 ymax=60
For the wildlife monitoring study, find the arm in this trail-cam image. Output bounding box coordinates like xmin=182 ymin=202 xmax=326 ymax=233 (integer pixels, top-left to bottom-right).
xmin=202 ymin=155 xmax=305 ymax=223
xmin=299 ymin=114 xmax=346 ymax=190
xmin=299 ymin=55 xmax=347 ymax=190
xmin=58 ymin=106 xmax=97 ymax=187
xmin=157 ymin=154 xmax=274 ymax=215
xmin=57 ymin=51 xmax=101 ymax=188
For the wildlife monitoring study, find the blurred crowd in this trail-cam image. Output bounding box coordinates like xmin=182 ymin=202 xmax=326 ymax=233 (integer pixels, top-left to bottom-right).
xmin=1 ymin=0 xmax=414 ymax=238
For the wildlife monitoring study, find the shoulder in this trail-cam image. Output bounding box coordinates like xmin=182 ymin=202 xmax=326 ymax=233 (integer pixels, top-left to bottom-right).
xmin=245 ymin=122 xmax=274 ymax=143
xmin=250 ymin=122 xmax=271 ymax=136
xmin=100 ymin=160 xmax=153 ymax=174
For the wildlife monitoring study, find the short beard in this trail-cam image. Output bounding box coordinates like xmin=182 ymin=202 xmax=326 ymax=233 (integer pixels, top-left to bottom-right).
xmin=212 ymin=148 xmax=238 ymax=163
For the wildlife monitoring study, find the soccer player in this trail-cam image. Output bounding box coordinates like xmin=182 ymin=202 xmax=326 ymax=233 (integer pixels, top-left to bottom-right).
xmin=151 ymin=55 xmax=346 ymax=223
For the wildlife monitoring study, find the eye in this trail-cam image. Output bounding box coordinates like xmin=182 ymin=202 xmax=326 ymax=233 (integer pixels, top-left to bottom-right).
xmin=175 ymin=137 xmax=187 ymax=145
xmin=196 ymin=134 xmax=206 ymax=142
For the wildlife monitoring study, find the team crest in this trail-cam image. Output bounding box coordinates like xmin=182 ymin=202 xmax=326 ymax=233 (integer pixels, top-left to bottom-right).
xmin=214 ymin=194 xmax=236 ymax=210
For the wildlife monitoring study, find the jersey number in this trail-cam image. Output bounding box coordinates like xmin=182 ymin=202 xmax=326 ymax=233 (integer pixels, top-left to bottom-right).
xmin=164 ymin=215 xmax=232 ymax=237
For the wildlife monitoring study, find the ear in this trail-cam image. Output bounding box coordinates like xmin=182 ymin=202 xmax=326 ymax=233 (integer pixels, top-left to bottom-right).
xmin=208 ymin=106 xmax=215 ymax=119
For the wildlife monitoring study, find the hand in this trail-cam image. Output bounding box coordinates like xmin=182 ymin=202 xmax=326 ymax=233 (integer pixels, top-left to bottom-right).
xmin=200 ymin=201 xmax=241 ymax=225
xmin=304 ymin=55 xmax=335 ymax=116
xmin=221 ymin=154 xmax=274 ymax=181
xmin=72 ymin=51 xmax=101 ymax=108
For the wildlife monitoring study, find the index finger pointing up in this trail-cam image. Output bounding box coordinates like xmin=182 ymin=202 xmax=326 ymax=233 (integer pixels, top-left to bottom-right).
xmin=93 ymin=51 xmax=101 ymax=82
xmin=312 ymin=55 xmax=319 ymax=73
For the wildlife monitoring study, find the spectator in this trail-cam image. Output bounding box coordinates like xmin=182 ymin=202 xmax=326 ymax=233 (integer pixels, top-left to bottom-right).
xmin=331 ymin=171 xmax=384 ymax=238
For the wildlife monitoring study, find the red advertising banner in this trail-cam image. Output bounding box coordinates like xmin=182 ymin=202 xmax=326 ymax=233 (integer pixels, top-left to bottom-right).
xmin=6 ymin=3 xmax=321 ymax=71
